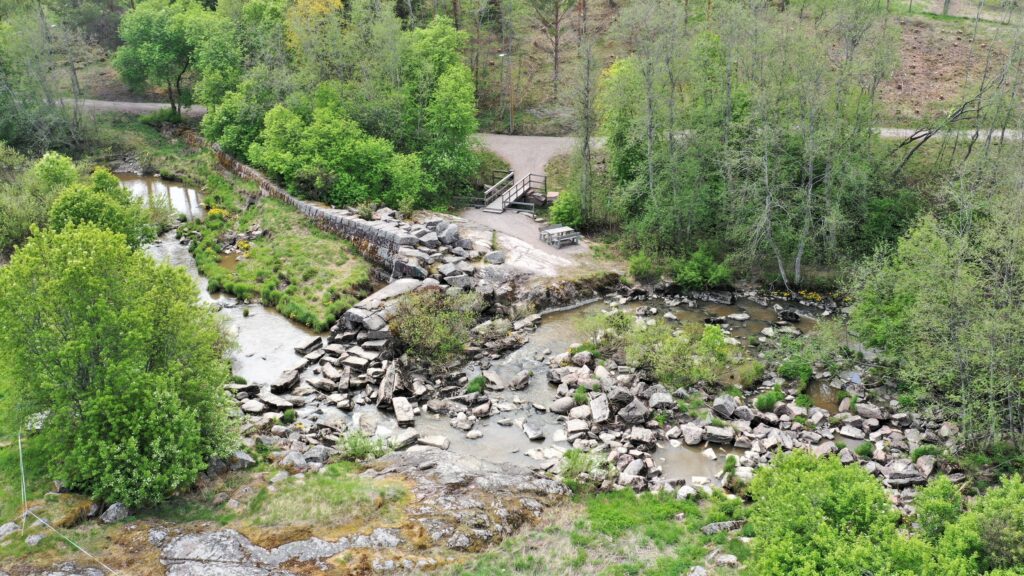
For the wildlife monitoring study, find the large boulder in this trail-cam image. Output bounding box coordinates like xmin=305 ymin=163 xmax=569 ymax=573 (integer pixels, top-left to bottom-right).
xmin=704 ymin=425 xmax=735 ymax=445
xmin=680 ymin=423 xmax=704 ymax=446
xmin=618 ymin=398 xmax=650 ymax=425
xmin=712 ymin=395 xmax=737 ymax=419
xmin=100 ymin=503 xmax=129 ymax=524
xmin=590 ymin=394 xmax=611 ymax=424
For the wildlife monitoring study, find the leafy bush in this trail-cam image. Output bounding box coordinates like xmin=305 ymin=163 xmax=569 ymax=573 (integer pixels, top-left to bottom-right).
xmin=0 ymin=225 xmax=237 ymax=506
xmin=391 ymin=289 xmax=483 ymax=366
xmin=941 ymin=474 xmax=1024 ymax=572
xmin=573 ymin=386 xmax=589 ymax=405
xmin=672 ymin=247 xmax=730 ymax=290
xmin=549 ymin=188 xmax=583 ymax=229
xmin=738 ymin=361 xmax=766 ymax=388
xmin=0 ymin=151 xmax=78 ymax=255
xmin=915 ymin=476 xmax=963 ymax=543
xmin=340 ymin=431 xmax=390 ymax=461
xmin=855 ymin=441 xmax=875 ymax=459
xmin=280 ymin=409 xmax=297 ymax=425
xmin=624 ymin=323 xmax=732 ymax=389
xmin=247 ymin=99 xmax=435 ymax=209
xmin=49 ymin=168 xmax=156 ymax=248
xmin=910 ymin=444 xmax=943 ymax=462
xmin=747 ymin=451 xmax=932 ymax=575
xmin=778 ymin=356 xmax=813 ymax=387
xmin=628 ymin=251 xmax=661 ymax=282
xmin=560 ymin=449 xmax=612 ymax=494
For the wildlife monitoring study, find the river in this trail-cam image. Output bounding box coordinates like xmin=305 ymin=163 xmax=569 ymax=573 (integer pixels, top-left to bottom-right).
xmin=121 ymin=174 xmax=317 ymax=386
xmin=121 ymin=173 xmax=827 ymax=484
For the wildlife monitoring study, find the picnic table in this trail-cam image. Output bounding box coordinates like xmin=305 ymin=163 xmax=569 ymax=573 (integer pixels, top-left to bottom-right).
xmin=539 ymin=225 xmax=582 ymax=248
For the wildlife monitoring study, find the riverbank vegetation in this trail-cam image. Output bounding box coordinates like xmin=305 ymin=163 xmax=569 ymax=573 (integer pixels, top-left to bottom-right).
xmin=181 ymin=170 xmax=373 ymax=331
xmin=0 ymin=225 xmax=238 ymax=507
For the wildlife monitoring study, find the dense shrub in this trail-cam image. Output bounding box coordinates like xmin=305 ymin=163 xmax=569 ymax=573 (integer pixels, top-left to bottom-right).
xmin=941 ymin=474 xmax=1024 ymax=572
xmin=672 ymin=247 xmax=730 ymax=290
xmin=914 ymin=475 xmax=964 ymax=543
xmin=549 ymin=189 xmax=584 ymax=229
xmin=247 ymin=100 xmax=434 ymax=209
xmin=391 ymin=289 xmax=483 ymax=366
xmin=0 ymin=151 xmax=78 ymax=254
xmin=49 ymin=168 xmax=155 ymax=248
xmin=628 ymin=251 xmax=661 ymax=282
xmin=747 ymin=451 xmax=939 ymax=575
xmin=778 ymin=356 xmax=812 ymax=387
xmin=755 ymin=388 xmax=785 ymax=412
xmin=0 ymin=225 xmax=237 ymax=506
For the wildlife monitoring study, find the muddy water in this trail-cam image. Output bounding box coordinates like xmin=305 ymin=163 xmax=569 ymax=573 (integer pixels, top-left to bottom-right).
xmin=117 ymin=173 xmax=205 ymax=221
xmin=128 ymin=174 xmax=318 ymax=385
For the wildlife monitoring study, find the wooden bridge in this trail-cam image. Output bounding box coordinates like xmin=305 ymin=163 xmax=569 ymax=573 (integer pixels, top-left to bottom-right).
xmin=460 ymin=171 xmax=548 ymax=214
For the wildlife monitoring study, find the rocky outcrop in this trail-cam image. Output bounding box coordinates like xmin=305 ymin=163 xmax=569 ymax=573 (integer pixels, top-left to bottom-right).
xmin=364 ymin=449 xmax=567 ymax=551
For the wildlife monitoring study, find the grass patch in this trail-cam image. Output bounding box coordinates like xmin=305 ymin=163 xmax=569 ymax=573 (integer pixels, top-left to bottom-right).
xmin=185 ymin=182 xmax=372 ymax=331
xmin=246 ymin=461 xmax=406 ymax=527
xmin=755 ymin=387 xmax=785 ymax=412
xmin=466 ymin=375 xmax=487 ymax=394
xmin=0 ymin=436 xmax=50 ymax=524
xmin=448 ymin=489 xmax=750 ymax=576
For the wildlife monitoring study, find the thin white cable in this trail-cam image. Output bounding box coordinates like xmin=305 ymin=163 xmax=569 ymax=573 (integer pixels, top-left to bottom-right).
xmin=17 ymin=432 xmax=123 ymax=575
xmin=23 ymin=510 xmax=124 ymax=575
xmin=17 ymin=433 xmax=26 ymax=531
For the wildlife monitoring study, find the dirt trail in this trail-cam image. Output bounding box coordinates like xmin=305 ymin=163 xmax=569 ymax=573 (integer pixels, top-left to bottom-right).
xmin=64 ymin=98 xmax=207 ymax=118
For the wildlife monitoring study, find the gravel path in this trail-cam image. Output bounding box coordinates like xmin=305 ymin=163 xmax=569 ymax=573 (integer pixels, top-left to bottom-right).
xmin=476 ymin=132 xmax=575 ymax=178
xmin=64 ymin=98 xmax=207 ymax=118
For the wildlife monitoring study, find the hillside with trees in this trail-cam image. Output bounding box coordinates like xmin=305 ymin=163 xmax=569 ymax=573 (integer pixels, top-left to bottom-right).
xmin=1 ymin=0 xmax=1023 ymax=574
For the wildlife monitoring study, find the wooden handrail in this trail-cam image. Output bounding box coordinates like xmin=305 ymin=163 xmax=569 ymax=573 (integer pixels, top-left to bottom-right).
xmin=483 ymin=171 xmax=515 ymax=204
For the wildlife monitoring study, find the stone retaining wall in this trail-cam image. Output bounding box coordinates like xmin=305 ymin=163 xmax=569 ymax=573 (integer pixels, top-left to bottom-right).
xmin=182 ymin=130 xmax=418 ymax=272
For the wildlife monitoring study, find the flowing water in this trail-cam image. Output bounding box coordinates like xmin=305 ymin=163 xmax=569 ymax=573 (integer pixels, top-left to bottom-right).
xmin=122 ymin=174 xmax=317 ymax=386
xmin=120 ymin=174 xmax=828 ymax=481
xmin=117 ymin=173 xmax=205 ymax=221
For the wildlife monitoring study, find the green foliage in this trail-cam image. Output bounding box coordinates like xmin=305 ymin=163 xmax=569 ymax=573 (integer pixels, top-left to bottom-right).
xmin=0 ymin=225 xmax=237 ymax=506
xmin=49 ymin=168 xmax=155 ymax=248
xmin=755 ymin=387 xmax=785 ymax=412
xmin=279 ymin=408 xmax=297 ymax=425
xmin=941 ymin=474 xmax=1024 ymax=572
xmin=911 ymin=444 xmax=943 ymax=462
xmin=624 ymin=322 xmax=732 ymax=389
xmin=340 ymin=431 xmax=390 ymax=461
xmin=560 ymin=449 xmax=611 ymax=494
xmin=422 ymin=62 xmax=480 ymax=200
xmin=573 ymin=386 xmax=589 ymax=406
xmin=915 ymin=476 xmax=964 ymax=543
xmin=738 ymin=361 xmax=766 ymax=388
xmin=672 ymin=248 xmax=731 ymax=290
xmin=794 ymin=394 xmax=813 ymax=409
xmin=247 ymin=100 xmax=434 ymax=209
xmin=114 ymin=0 xmax=205 ymax=112
xmin=723 ymin=454 xmax=737 ymax=475
xmin=391 ymin=289 xmax=482 ymax=366
xmin=0 ymin=152 xmax=78 ymax=254
xmin=849 ymin=171 xmax=1024 ymax=450
xmin=855 ymin=441 xmax=875 ymax=459
xmin=628 ymin=251 xmax=661 ymax=282
xmin=747 ymin=451 xmax=939 ymax=575
xmin=466 ymin=375 xmax=487 ymax=394
xmin=549 ymin=189 xmax=584 ymax=229
xmin=778 ymin=356 xmax=812 ymax=387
